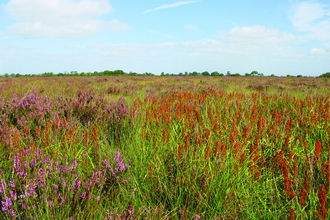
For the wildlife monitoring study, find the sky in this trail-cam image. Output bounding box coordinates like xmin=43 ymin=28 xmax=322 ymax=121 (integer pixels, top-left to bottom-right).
xmin=0 ymin=0 xmax=329 ymax=76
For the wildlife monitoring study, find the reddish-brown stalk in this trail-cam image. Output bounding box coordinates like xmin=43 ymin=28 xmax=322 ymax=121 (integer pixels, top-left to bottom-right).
xmin=36 ymin=127 xmax=40 ymax=140
xmin=319 ymin=184 xmax=327 ymax=220
xmin=24 ymin=125 xmax=28 ymax=138
xmin=153 ymin=131 xmax=156 ymax=151
xmin=55 ymin=116 xmax=59 ymax=131
xmin=289 ymin=150 xmax=293 ymax=163
xmin=214 ymin=141 xmax=219 ymax=156
xmin=202 ymin=132 xmax=206 ymax=145
xmin=63 ymin=117 xmax=67 ymax=130
xmin=204 ymin=144 xmax=210 ymax=164
xmin=290 ymin=208 xmax=294 ymax=220
xmin=178 ymin=145 xmax=182 ymax=164
xmin=301 ymin=187 xmax=307 ymax=207
xmin=229 ymin=131 xmax=235 ymax=148
xmin=162 ymin=129 xmax=166 ymax=143
xmin=281 ymin=157 xmax=294 ymax=199
xmin=314 ymin=139 xmax=321 ymax=165
xmin=182 ymin=126 xmax=186 ymax=140
xmin=221 ymin=142 xmax=226 ymax=158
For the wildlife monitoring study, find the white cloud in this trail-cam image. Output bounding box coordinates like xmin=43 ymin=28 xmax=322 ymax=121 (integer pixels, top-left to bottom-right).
xmin=149 ymin=30 xmax=175 ymax=39
xmin=4 ymin=0 xmax=132 ymax=38
xmin=180 ymin=26 xmax=298 ymax=57
xmin=219 ymin=25 xmax=297 ymax=45
xmin=290 ymin=1 xmax=330 ymax=41
xmin=309 ymin=47 xmax=330 ymax=55
xmin=143 ymin=1 xmax=199 ymax=13
xmin=184 ymin=24 xmax=203 ymax=31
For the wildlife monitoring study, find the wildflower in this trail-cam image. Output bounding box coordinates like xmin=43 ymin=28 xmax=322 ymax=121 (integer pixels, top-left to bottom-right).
xmin=9 ymin=179 xmax=14 ymax=188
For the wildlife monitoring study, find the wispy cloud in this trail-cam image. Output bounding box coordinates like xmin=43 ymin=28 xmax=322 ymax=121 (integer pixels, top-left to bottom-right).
xmin=290 ymin=1 xmax=330 ymax=41
xmin=149 ymin=30 xmax=175 ymax=39
xmin=184 ymin=24 xmax=203 ymax=32
xmin=143 ymin=1 xmax=199 ymax=13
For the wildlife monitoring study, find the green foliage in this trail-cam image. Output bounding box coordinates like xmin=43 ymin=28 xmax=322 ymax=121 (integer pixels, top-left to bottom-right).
xmin=319 ymin=72 xmax=330 ymax=78
xmin=211 ymin=71 xmax=220 ymax=76
xmin=201 ymin=71 xmax=210 ymax=76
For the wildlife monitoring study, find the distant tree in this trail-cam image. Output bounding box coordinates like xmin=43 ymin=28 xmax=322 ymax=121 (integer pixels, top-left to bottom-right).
xmin=41 ymin=72 xmax=54 ymax=77
xmin=161 ymin=72 xmax=165 ymax=76
xmin=201 ymin=71 xmax=210 ymax=76
xmin=211 ymin=71 xmax=220 ymax=76
xmin=270 ymin=74 xmax=275 ymax=77
xmin=184 ymin=72 xmax=188 ymax=76
xmin=319 ymin=72 xmax=330 ymax=78
xmin=144 ymin=72 xmax=154 ymax=76
xmin=250 ymin=71 xmax=263 ymax=77
xmin=297 ymin=75 xmax=303 ymax=77
xmin=287 ymin=74 xmax=292 ymax=77
xmin=165 ymin=73 xmax=170 ymax=76
xmin=15 ymin=73 xmax=20 ymax=77
xmin=232 ymin=73 xmax=241 ymax=77
xmin=128 ymin=71 xmax=138 ymax=76
xmin=178 ymin=72 xmax=183 ymax=76
xmin=4 ymin=73 xmax=9 ymax=77
xmin=226 ymin=71 xmax=231 ymax=76
xmin=113 ymin=70 xmax=125 ymax=75
xmin=219 ymin=73 xmax=224 ymax=76
xmin=189 ymin=71 xmax=199 ymax=76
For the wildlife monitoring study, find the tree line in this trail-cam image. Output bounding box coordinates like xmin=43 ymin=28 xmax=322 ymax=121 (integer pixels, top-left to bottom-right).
xmin=1 ymin=70 xmax=329 ymax=78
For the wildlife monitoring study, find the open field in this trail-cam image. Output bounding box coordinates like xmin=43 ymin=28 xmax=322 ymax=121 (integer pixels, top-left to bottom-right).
xmin=0 ymin=76 xmax=330 ymax=219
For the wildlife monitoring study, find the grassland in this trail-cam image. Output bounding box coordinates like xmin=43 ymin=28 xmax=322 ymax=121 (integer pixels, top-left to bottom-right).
xmin=0 ymin=76 xmax=329 ymax=219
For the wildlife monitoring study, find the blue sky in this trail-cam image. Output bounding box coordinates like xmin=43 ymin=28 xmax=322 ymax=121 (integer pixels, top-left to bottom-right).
xmin=0 ymin=0 xmax=329 ymax=76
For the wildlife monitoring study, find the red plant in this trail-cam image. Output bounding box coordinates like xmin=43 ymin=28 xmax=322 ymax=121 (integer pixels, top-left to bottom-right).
xmin=301 ymin=188 xmax=307 ymax=207
xmin=319 ymin=184 xmax=327 ymax=219
xmin=314 ymin=139 xmax=321 ymax=164
xmin=290 ymin=208 xmax=294 ymax=220
xmin=214 ymin=141 xmax=219 ymax=156
xmin=204 ymin=144 xmax=210 ymax=163
xmin=178 ymin=145 xmax=182 ymax=163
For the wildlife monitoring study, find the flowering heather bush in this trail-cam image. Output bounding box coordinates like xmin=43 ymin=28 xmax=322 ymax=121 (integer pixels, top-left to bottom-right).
xmin=0 ymin=148 xmax=130 ymax=219
xmin=0 ymin=88 xmax=133 ymax=146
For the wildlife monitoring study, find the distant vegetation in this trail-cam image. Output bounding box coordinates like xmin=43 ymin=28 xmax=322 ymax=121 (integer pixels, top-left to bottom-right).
xmin=1 ymin=70 xmax=329 ymax=78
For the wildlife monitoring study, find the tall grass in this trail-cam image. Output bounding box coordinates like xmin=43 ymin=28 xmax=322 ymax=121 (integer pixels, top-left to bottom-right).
xmin=0 ymin=76 xmax=329 ymax=219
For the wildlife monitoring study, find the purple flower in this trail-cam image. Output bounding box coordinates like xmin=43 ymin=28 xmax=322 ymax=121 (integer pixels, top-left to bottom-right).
xmin=13 ymin=156 xmax=20 ymax=172
xmin=73 ymin=180 xmax=81 ymax=193
xmin=81 ymin=192 xmax=86 ymax=200
xmin=9 ymin=190 xmax=17 ymax=201
xmin=1 ymin=198 xmax=13 ymax=211
xmin=9 ymin=179 xmax=14 ymax=188
xmin=195 ymin=215 xmax=201 ymax=219
xmin=48 ymin=201 xmax=53 ymax=206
